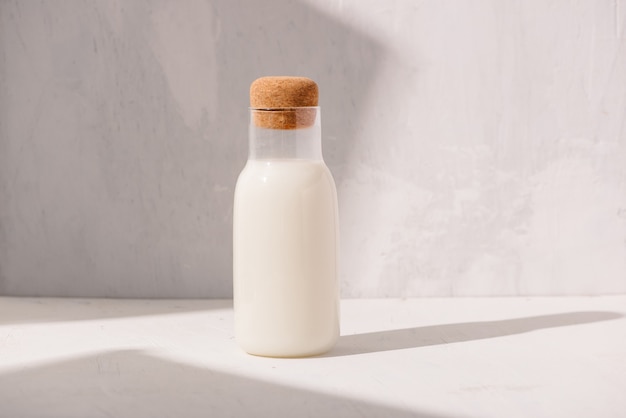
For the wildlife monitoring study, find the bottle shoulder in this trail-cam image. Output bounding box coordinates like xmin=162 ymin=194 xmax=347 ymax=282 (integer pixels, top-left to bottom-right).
xmin=235 ymin=159 xmax=336 ymax=191
xmin=238 ymin=159 xmax=333 ymax=178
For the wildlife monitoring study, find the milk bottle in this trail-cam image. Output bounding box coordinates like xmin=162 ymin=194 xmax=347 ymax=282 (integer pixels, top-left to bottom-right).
xmin=233 ymin=77 xmax=339 ymax=357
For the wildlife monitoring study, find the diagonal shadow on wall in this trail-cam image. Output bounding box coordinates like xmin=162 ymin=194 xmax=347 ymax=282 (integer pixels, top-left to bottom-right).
xmin=0 ymin=0 xmax=383 ymax=298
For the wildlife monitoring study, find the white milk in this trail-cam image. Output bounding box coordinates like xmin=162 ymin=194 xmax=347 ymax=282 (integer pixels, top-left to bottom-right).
xmin=233 ymin=159 xmax=339 ymax=357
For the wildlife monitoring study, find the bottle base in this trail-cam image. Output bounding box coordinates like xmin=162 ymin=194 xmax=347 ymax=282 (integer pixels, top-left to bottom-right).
xmin=237 ymin=335 xmax=338 ymax=358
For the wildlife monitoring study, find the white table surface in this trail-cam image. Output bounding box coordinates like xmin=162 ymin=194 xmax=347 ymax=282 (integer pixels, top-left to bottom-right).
xmin=1 ymin=296 xmax=625 ymax=418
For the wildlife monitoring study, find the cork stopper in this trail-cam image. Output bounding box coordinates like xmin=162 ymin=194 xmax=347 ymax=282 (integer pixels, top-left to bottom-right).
xmin=250 ymin=76 xmax=319 ymax=129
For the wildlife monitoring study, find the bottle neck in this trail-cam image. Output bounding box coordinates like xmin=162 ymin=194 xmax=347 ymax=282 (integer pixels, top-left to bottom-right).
xmin=248 ymin=107 xmax=322 ymax=161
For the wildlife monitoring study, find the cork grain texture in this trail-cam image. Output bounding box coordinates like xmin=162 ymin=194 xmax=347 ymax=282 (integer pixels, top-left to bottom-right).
xmin=250 ymin=76 xmax=318 ymax=129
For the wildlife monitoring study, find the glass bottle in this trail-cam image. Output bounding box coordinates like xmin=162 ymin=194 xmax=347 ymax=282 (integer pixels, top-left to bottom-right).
xmin=233 ymin=89 xmax=340 ymax=357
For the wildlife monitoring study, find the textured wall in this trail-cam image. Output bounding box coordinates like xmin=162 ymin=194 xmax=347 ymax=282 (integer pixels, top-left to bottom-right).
xmin=0 ymin=0 xmax=625 ymax=297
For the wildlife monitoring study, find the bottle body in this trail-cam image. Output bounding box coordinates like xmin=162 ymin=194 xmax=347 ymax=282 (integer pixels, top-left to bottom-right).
xmin=233 ymin=108 xmax=339 ymax=357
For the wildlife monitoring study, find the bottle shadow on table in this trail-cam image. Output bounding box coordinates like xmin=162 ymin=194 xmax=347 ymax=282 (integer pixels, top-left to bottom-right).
xmin=324 ymin=311 xmax=623 ymax=357
xmin=0 ymin=350 xmax=442 ymax=418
